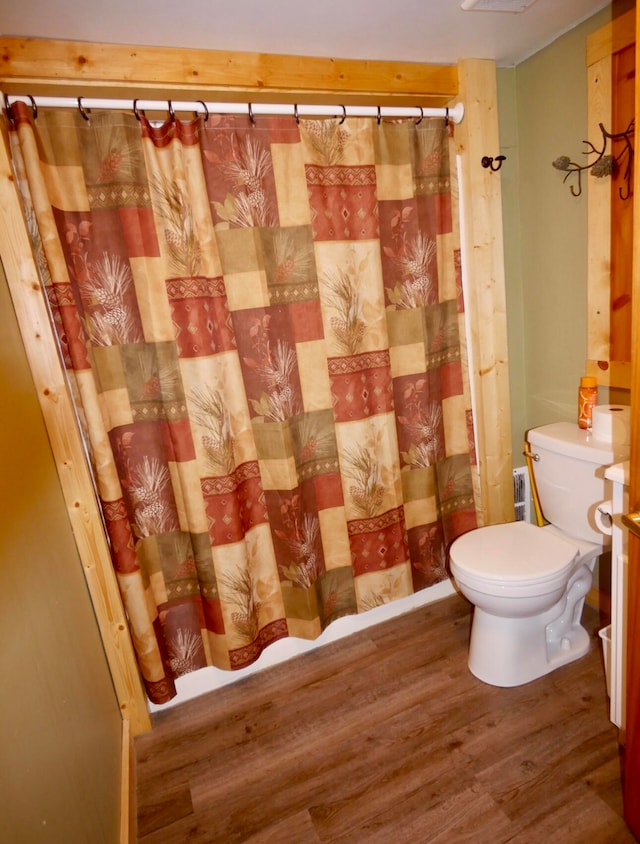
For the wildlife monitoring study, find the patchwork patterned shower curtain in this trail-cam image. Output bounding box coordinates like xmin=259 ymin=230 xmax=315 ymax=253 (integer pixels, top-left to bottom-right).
xmin=9 ymin=101 xmax=479 ymax=703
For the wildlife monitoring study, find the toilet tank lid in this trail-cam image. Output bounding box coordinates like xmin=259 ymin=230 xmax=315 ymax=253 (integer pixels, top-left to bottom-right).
xmin=527 ymin=421 xmax=628 ymax=465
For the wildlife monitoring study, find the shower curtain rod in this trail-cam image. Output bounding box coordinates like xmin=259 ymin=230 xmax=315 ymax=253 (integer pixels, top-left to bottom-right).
xmin=4 ymin=95 xmax=465 ymax=125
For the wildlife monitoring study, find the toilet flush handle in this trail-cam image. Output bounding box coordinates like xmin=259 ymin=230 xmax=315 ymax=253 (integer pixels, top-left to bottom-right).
xmin=622 ymin=509 xmax=640 ymax=539
xmin=523 ymin=449 xmax=540 ymax=462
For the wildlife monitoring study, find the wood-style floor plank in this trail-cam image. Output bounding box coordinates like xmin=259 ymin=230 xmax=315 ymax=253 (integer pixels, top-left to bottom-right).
xmin=135 ymin=593 xmax=635 ymax=843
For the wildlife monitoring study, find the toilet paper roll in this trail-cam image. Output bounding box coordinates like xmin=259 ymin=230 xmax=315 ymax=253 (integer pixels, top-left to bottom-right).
xmin=591 ymin=404 xmax=631 ymax=446
xmin=595 ymin=500 xmax=614 ymax=536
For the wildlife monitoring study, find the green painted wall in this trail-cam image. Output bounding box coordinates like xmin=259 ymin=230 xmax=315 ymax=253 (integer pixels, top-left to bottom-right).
xmin=498 ymin=6 xmax=613 ymax=465
xmin=0 ymin=263 xmax=123 ymax=843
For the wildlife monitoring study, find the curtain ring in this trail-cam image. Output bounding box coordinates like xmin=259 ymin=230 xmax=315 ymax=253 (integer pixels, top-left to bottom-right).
xmin=3 ymin=93 xmax=14 ymax=124
xmin=338 ymin=104 xmax=346 ymax=125
xmin=377 ymin=106 xmax=381 ymax=125
xmin=28 ymin=95 xmax=38 ymax=121
xmin=248 ymin=103 xmax=255 ymax=126
xmin=294 ymin=104 xmax=299 ymax=125
xmin=133 ymin=99 xmax=145 ymax=121
xmin=197 ymin=100 xmax=209 ymax=124
xmin=415 ymin=107 xmax=423 ymax=126
xmin=77 ymin=97 xmax=91 ymax=121
xmin=445 ymin=107 xmax=450 ymax=127
xmin=168 ymin=100 xmax=175 ymax=122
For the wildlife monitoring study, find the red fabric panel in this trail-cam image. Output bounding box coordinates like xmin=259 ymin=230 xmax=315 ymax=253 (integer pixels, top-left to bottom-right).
xmin=329 ymin=351 xmax=394 ymax=423
xmin=348 ymin=506 xmax=408 ymax=576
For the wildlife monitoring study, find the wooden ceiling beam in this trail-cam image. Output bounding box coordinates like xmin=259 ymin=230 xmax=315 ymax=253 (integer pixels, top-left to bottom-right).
xmin=0 ymin=37 xmax=458 ymax=106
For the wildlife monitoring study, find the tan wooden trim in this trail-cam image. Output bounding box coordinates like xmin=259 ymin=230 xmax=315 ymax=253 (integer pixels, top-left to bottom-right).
xmin=586 ymin=360 xmax=632 ymax=391
xmin=0 ymin=124 xmax=151 ymax=736
xmin=455 ymin=59 xmax=513 ymax=526
xmin=586 ymin=13 xmax=635 ymax=390
xmin=587 ymin=53 xmax=613 ymax=368
xmin=0 ymin=37 xmax=457 ymax=106
xmin=120 ymin=718 xmax=135 ymax=844
xmin=587 ymin=8 xmax=636 ymax=67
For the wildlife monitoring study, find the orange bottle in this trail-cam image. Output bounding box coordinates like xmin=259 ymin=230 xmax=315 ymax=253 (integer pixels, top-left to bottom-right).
xmin=578 ymin=376 xmax=597 ymax=430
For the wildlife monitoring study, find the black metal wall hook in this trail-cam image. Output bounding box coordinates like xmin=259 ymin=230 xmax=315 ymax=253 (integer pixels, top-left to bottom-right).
xmin=481 ymin=155 xmax=506 ymax=172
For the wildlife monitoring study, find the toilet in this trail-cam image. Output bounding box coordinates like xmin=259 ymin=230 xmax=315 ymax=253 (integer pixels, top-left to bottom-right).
xmin=449 ymin=420 xmax=630 ymax=687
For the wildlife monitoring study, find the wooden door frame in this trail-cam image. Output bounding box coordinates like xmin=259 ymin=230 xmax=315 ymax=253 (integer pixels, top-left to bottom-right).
xmin=623 ymin=8 xmax=640 ymax=836
xmin=0 ymin=39 xmax=512 ymax=735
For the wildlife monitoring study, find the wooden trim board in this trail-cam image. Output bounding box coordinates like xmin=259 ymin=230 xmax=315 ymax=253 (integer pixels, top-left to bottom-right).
xmin=120 ymin=718 xmax=135 ymax=844
xmin=455 ymin=59 xmax=514 ymax=525
xmin=586 ymin=8 xmax=636 ymax=388
xmin=0 ymin=37 xmax=457 ymax=105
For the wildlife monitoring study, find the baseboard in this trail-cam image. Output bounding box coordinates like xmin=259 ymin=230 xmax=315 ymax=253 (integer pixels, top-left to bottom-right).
xmin=120 ymin=717 xmax=135 ymax=844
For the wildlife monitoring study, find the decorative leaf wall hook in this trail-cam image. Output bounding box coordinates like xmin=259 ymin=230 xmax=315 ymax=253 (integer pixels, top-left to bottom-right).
xmin=552 ymin=119 xmax=634 ymax=199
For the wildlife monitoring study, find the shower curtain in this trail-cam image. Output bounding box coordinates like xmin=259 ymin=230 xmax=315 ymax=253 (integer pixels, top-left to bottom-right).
xmin=8 ymin=100 xmax=479 ymax=703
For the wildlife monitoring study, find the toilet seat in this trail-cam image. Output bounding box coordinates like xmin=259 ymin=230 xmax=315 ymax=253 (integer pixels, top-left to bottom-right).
xmin=450 ymin=521 xmax=578 ymax=598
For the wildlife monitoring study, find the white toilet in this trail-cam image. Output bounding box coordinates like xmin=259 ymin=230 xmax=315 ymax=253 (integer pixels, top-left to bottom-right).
xmin=449 ymin=419 xmax=630 ymax=687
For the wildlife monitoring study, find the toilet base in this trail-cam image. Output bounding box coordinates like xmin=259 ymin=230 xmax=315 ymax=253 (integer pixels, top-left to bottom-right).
xmin=468 ymin=605 xmax=591 ymax=687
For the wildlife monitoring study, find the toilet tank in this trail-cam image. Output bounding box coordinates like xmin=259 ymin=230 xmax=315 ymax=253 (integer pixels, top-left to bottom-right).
xmin=526 ymin=421 xmax=630 ymax=544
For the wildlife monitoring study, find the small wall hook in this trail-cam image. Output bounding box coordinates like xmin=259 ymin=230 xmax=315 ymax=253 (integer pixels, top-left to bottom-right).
xmin=481 ymin=155 xmax=506 ymax=172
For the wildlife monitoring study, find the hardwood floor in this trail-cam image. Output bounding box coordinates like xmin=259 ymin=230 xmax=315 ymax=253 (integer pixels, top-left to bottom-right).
xmin=134 ymin=593 xmax=636 ymax=843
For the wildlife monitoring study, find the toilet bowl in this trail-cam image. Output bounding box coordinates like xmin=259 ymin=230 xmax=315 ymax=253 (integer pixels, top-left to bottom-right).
xmin=449 ymin=419 xmax=630 ymax=687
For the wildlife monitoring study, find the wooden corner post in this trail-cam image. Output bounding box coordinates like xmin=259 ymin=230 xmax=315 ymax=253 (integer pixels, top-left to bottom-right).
xmin=454 ymin=58 xmax=514 ymax=526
